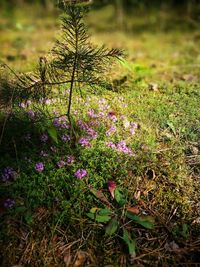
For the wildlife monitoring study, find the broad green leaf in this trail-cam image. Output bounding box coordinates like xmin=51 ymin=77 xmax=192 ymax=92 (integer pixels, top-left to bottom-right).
xmin=122 ymin=228 xmax=136 ymax=256
xmin=98 ymin=208 xmax=112 ymax=216
xmin=86 ymin=212 xmax=111 ymax=223
xmin=114 ymin=188 xmax=126 ymax=206
xmin=95 ymin=215 xmax=111 ymax=223
xmin=86 ymin=212 xmax=95 ymax=220
xmin=47 ymin=127 xmax=58 ymax=144
xmin=105 ymin=218 xmax=119 ymax=236
xmin=126 ymin=212 xmax=155 ymax=229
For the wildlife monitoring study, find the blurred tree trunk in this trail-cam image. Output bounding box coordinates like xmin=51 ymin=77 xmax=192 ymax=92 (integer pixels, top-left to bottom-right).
xmin=114 ymin=0 xmax=124 ymax=30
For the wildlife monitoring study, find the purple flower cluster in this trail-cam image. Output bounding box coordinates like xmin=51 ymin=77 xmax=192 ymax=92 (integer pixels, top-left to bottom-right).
xmin=77 ymin=119 xmax=88 ymax=131
xmin=40 ymin=133 xmax=48 ymax=142
xmin=53 ymin=116 xmax=69 ymax=129
xmin=75 ymin=169 xmax=87 ymax=179
xmin=57 ymin=155 xmax=75 ymax=168
xmin=106 ymin=125 xmax=116 ymax=136
xmin=88 ymin=109 xmax=104 ymax=119
xmin=1 ymin=167 xmax=15 ymax=182
xmin=4 ymin=198 xmax=15 ymax=208
xmin=27 ymin=110 xmax=35 ymax=119
xmin=86 ymin=128 xmax=97 ymax=139
xmin=130 ymin=122 xmax=138 ymax=135
xmin=35 ymin=162 xmax=44 ymax=173
xmin=67 ymin=155 xmax=75 ymax=164
xmin=78 ymin=137 xmax=91 ymax=147
xmin=107 ymin=112 xmax=117 ymax=122
xmin=77 ymin=119 xmax=98 ymax=142
xmin=61 ymin=134 xmax=71 ymax=142
xmin=57 ymin=159 xmax=66 ymax=168
xmin=106 ymin=140 xmax=133 ymax=156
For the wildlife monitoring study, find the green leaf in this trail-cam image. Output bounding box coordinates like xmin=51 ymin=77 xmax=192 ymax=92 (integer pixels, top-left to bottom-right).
xmin=86 ymin=212 xmax=111 ymax=223
xmin=105 ymin=218 xmax=119 ymax=236
xmin=122 ymin=228 xmax=136 ymax=257
xmin=114 ymin=188 xmax=126 ymax=206
xmin=181 ymin=224 xmax=189 ymax=239
xmin=95 ymin=215 xmax=111 ymax=223
xmin=98 ymin=208 xmax=112 ymax=216
xmin=47 ymin=127 xmax=58 ymax=144
xmin=126 ymin=212 xmax=155 ymax=229
xmin=25 ymin=212 xmax=33 ymax=225
xmin=86 ymin=212 xmax=95 ymax=220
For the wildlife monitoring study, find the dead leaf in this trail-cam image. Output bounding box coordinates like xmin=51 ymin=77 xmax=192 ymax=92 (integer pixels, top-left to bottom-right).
xmin=134 ymin=191 xmax=141 ymax=200
xmin=74 ymin=251 xmax=87 ymax=267
xmin=127 ymin=206 xmax=140 ymax=215
xmin=89 ymin=186 xmax=112 ymax=207
xmin=192 ymin=217 xmax=200 ymax=224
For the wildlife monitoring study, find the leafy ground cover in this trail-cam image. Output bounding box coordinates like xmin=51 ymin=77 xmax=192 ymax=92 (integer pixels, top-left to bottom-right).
xmin=0 ymin=5 xmax=200 ymax=267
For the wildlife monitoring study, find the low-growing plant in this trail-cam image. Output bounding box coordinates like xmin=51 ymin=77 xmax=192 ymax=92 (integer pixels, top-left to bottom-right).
xmin=87 ymin=181 xmax=155 ymax=261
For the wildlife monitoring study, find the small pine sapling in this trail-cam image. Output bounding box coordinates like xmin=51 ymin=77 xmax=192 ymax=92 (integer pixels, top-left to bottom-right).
xmin=51 ymin=1 xmax=122 ymax=131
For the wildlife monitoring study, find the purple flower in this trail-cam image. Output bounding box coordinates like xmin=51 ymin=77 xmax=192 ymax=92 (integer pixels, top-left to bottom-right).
xmin=53 ymin=119 xmax=60 ymax=128
xmin=57 ymin=160 xmax=66 ymax=168
xmin=106 ymin=125 xmax=116 ymax=136
xmin=27 ymin=110 xmax=35 ymax=119
xmin=75 ymin=169 xmax=87 ymax=179
xmin=61 ymin=134 xmax=70 ymax=142
xmin=106 ymin=141 xmax=133 ymax=156
xmin=35 ymin=162 xmax=44 ymax=173
xmin=1 ymin=167 xmax=15 ymax=182
xmin=40 ymin=133 xmax=48 ymax=142
xmin=117 ymin=141 xmax=133 ymax=155
xmin=67 ymin=155 xmax=75 ymax=164
xmin=78 ymin=137 xmax=91 ymax=147
xmin=50 ymin=146 xmax=57 ymax=153
xmin=86 ymin=128 xmax=98 ymax=139
xmin=130 ymin=122 xmax=138 ymax=135
xmin=4 ymin=198 xmax=15 ymax=208
xmin=130 ymin=122 xmax=138 ymax=129
xmin=90 ymin=120 xmax=100 ymax=127
xmin=106 ymin=141 xmax=116 ymax=149
xmin=19 ymin=102 xmax=26 ymax=108
xmin=107 ymin=112 xmax=117 ymax=122
xmin=45 ymin=99 xmax=52 ymax=105
xmin=77 ymin=119 xmax=88 ymax=131
xmin=60 ymin=122 xmax=69 ymax=129
xmin=88 ymin=109 xmax=96 ymax=118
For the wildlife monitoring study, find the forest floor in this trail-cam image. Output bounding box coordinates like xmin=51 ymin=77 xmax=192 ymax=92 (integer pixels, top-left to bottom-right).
xmin=0 ymin=5 xmax=200 ymax=267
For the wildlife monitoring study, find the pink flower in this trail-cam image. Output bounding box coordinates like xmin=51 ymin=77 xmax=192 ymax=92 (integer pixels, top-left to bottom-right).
xmin=35 ymin=162 xmax=44 ymax=173
xmin=57 ymin=160 xmax=66 ymax=168
xmin=75 ymin=169 xmax=87 ymax=179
